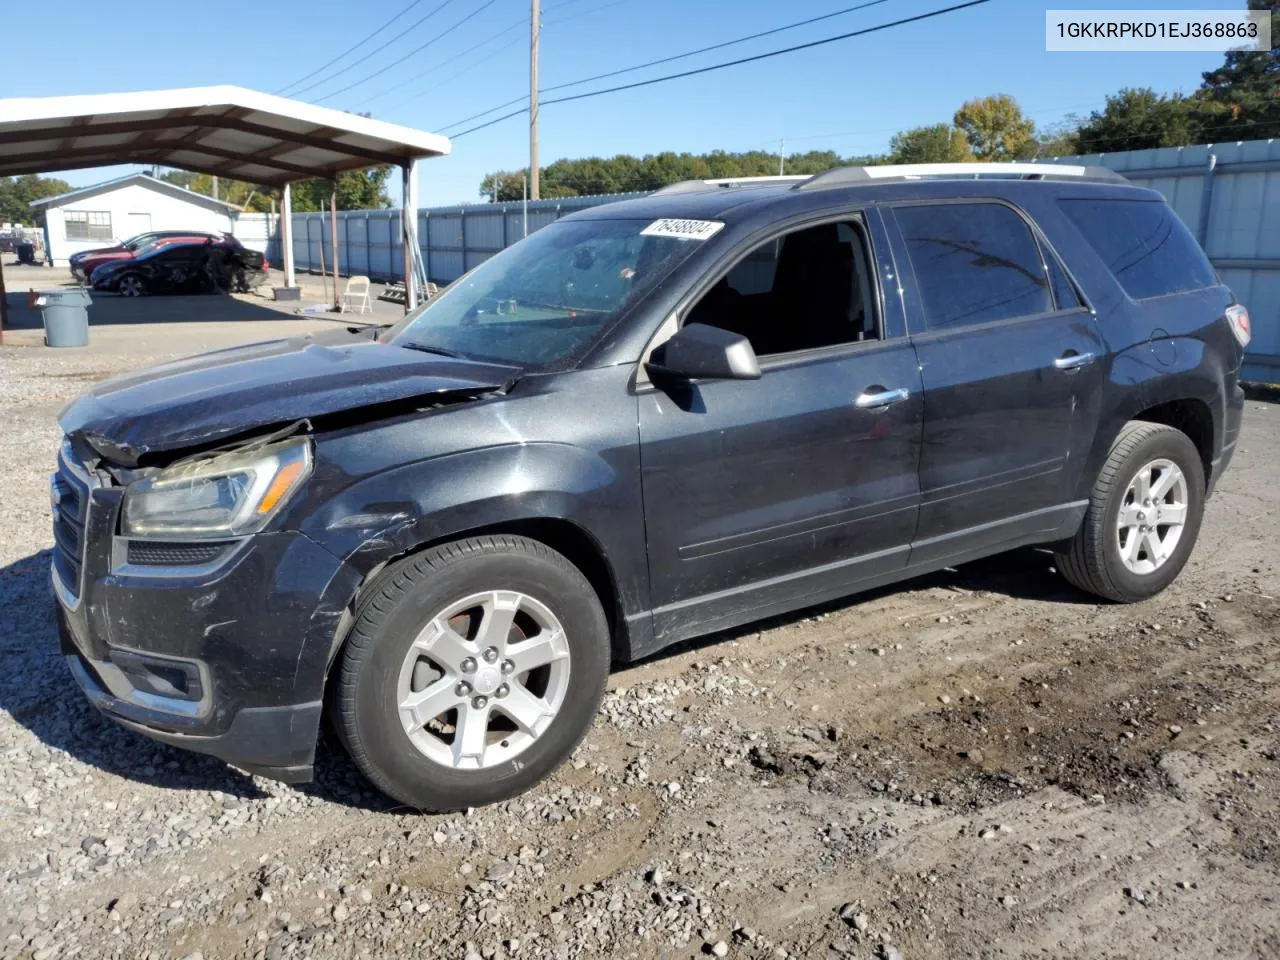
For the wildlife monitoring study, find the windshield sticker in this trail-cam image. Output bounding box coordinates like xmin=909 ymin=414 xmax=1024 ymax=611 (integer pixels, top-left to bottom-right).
xmin=640 ymin=218 xmax=725 ymax=242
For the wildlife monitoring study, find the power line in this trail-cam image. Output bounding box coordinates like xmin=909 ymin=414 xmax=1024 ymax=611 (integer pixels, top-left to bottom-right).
xmin=364 ymin=21 xmax=525 ymax=106
xmin=312 ymin=0 xmax=505 ymax=103
xmin=450 ymin=0 xmax=991 ymax=139
xmin=274 ymin=0 xmax=433 ymax=96
xmin=360 ymin=0 xmax=631 ymax=112
xmin=288 ymin=0 xmax=461 ymax=99
xmin=437 ymin=0 xmax=899 ymax=133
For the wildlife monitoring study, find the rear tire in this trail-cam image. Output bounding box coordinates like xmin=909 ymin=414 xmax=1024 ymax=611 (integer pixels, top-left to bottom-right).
xmin=1055 ymin=421 xmax=1205 ymax=603
xmin=336 ymin=535 xmax=610 ymax=811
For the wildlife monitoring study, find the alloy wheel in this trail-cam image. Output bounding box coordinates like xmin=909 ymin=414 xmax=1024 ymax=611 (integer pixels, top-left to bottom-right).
xmin=118 ymin=275 xmax=144 ymax=297
xmin=396 ymin=590 xmax=571 ymax=770
xmin=1116 ymin=457 xmax=1188 ymax=575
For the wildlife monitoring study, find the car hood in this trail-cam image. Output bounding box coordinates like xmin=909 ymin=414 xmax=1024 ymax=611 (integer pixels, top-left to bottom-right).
xmin=71 ymin=245 xmax=124 ymax=262
xmin=60 ymin=331 xmax=520 ymax=463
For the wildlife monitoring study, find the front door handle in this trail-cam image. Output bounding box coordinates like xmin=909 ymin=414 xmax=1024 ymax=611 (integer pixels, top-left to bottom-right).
xmin=854 ymin=386 xmax=911 ymax=409
xmin=1053 ymin=350 xmax=1096 ymax=371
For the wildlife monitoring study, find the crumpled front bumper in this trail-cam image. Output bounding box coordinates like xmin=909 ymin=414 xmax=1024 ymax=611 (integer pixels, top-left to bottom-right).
xmin=61 ymin=618 xmax=322 ymax=782
xmin=51 ymin=478 xmax=362 ymax=784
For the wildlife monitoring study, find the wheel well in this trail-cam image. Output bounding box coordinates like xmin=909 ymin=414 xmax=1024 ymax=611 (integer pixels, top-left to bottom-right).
xmin=1134 ymin=398 xmax=1214 ymax=483
xmin=328 ymin=518 xmax=627 ymax=673
xmin=475 ymin=518 xmax=623 ymax=649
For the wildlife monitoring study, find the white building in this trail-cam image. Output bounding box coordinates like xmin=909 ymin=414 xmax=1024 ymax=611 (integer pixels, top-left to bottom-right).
xmin=30 ymin=173 xmax=241 ymax=266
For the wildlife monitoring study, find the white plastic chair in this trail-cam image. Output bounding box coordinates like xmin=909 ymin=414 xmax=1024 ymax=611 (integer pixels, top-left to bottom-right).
xmin=341 ymin=275 xmax=372 ymax=314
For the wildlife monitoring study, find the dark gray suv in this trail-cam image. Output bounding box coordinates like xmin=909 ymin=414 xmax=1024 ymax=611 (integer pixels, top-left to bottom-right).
xmin=52 ymin=163 xmax=1249 ymax=810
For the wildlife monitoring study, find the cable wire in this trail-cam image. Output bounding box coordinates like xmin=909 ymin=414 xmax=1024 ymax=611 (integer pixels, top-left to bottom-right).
xmin=311 ymin=0 xmax=505 ymax=103
xmin=365 ymin=22 xmax=525 ymax=105
xmin=274 ymin=0 xmax=433 ymax=96
xmin=449 ymin=0 xmax=991 ymax=139
xmin=363 ymin=0 xmax=627 ymax=111
xmin=288 ymin=0 xmax=462 ymax=99
xmin=437 ymin=0 xmax=898 ymax=133
xmin=377 ymin=34 xmax=528 ymax=112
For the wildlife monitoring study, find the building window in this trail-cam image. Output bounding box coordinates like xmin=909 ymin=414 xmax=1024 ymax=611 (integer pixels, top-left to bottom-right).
xmin=64 ymin=211 xmax=113 ymax=242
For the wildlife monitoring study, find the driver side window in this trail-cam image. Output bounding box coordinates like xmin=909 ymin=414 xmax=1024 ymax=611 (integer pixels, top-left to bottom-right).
xmin=684 ymin=219 xmax=878 ymax=356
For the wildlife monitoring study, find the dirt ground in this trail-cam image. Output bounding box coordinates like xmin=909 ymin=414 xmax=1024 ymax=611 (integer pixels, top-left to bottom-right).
xmin=1 ymin=320 xmax=1278 ymax=960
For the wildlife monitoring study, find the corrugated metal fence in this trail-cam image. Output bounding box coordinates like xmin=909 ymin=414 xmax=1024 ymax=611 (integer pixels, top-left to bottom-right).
xmin=1070 ymin=140 xmax=1280 ymax=383
xmin=232 ymin=143 xmax=1280 ymax=383
xmin=232 ymin=192 xmax=647 ymax=290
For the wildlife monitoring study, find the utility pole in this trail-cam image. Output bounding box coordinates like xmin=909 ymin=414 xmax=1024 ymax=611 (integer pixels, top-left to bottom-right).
xmin=522 ymin=173 xmax=529 ymax=237
xmin=779 ymin=139 xmax=785 ymax=176
xmin=211 ymin=175 xmax=219 ymax=201
xmin=530 ymin=0 xmax=541 ymax=200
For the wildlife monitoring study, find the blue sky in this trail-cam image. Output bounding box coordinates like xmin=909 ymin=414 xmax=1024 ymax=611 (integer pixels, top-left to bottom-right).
xmin=3 ymin=0 xmax=1243 ymax=205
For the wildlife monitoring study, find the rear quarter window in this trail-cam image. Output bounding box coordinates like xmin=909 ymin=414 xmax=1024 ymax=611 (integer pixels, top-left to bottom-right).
xmin=1058 ymin=198 xmax=1217 ymax=300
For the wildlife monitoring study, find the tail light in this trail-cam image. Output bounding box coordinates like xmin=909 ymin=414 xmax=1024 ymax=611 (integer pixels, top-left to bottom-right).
xmin=1226 ymin=304 xmax=1251 ymax=347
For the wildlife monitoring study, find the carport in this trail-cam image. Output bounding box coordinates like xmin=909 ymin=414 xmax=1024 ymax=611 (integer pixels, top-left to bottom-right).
xmin=0 ymin=84 xmax=451 ymax=339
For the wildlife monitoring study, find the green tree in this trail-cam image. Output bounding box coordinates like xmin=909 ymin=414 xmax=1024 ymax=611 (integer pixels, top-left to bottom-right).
xmin=888 ymin=124 xmax=974 ymax=164
xmin=1034 ymin=117 xmax=1084 ymax=157
xmin=1074 ymin=87 xmax=1201 ymax=153
xmin=290 ymin=166 xmax=394 ymax=212
xmin=160 ymin=165 xmax=392 ymax=213
xmin=953 ymin=94 xmax=1037 ymax=160
xmin=1197 ymin=0 xmax=1280 ymax=141
xmin=0 ymin=174 xmax=74 ymax=226
xmin=480 ymin=170 xmax=529 ymax=201
xmin=478 ymin=149 xmax=887 ymax=200
xmin=158 ymin=170 xmax=275 ymax=213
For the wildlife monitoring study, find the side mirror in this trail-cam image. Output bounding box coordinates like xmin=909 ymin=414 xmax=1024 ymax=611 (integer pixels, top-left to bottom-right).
xmin=645 ymin=324 xmax=761 ymax=382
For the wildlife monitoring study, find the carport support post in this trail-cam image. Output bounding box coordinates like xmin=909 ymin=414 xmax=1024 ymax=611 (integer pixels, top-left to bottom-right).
xmin=0 ymin=254 xmax=8 ymax=345
xmin=280 ymin=182 xmax=296 ymax=289
xmin=402 ymin=159 xmax=421 ymax=311
xmin=329 ymin=184 xmax=340 ymax=310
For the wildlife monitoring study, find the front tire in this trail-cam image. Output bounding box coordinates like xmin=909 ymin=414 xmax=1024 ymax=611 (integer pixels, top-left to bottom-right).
xmin=1055 ymin=421 xmax=1205 ymax=603
xmin=117 ymin=274 xmax=145 ymax=297
xmin=336 ymin=535 xmax=610 ymax=810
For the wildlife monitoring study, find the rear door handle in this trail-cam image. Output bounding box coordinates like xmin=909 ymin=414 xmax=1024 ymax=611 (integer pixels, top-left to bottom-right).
xmin=1053 ymin=351 xmax=1096 ymax=371
xmin=854 ymin=386 xmax=910 ymax=409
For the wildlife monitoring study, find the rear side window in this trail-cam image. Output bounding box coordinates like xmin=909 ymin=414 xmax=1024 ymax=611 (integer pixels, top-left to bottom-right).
xmin=893 ymin=202 xmax=1053 ymax=332
xmin=1059 ymin=199 xmax=1217 ymax=300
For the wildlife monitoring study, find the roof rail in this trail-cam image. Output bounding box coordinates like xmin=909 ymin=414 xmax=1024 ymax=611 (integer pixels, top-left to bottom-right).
xmin=796 ymin=162 xmax=1129 ymax=191
xmin=652 ymin=175 xmax=810 ymax=196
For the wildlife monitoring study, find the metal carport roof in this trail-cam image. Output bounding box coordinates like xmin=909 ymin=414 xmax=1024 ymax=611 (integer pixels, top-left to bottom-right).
xmin=0 ymin=85 xmax=449 ymax=336
xmin=0 ymin=84 xmax=450 ymax=183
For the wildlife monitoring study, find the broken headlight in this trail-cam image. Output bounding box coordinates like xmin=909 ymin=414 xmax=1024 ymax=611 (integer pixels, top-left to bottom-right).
xmin=121 ymin=439 xmax=312 ymax=539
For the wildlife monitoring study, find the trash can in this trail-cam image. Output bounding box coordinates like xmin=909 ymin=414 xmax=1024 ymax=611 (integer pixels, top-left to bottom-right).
xmin=36 ymin=289 xmax=92 ymax=347
xmin=16 ymin=241 xmax=36 ymax=265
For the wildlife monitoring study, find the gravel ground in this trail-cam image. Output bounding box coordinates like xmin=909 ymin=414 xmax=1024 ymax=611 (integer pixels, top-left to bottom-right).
xmin=2 ymin=328 xmax=1279 ymax=960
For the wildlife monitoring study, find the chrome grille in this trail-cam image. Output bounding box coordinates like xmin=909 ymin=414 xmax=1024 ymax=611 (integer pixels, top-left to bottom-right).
xmin=51 ymin=442 xmax=93 ymax=605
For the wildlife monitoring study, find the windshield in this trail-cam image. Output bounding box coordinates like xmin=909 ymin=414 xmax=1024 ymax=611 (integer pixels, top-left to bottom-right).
xmin=383 ymin=218 xmax=711 ymax=369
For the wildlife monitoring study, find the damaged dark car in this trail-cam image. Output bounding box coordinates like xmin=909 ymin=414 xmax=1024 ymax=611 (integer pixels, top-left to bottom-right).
xmin=90 ymin=239 xmax=267 ymax=297
xmin=53 ymin=165 xmax=1247 ymax=810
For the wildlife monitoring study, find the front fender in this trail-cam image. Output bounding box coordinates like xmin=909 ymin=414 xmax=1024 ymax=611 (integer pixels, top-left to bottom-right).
xmin=303 ymin=441 xmax=628 ymax=568
xmin=291 ymin=438 xmax=648 ymax=679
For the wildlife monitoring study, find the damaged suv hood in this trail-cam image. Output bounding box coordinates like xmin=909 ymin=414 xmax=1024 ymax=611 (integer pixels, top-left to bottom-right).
xmin=59 ymin=331 xmax=520 ymax=462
